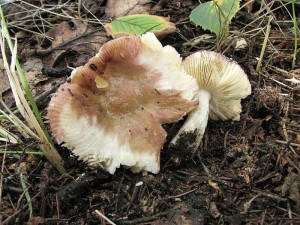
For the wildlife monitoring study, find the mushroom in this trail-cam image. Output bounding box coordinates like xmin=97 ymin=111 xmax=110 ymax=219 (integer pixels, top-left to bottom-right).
xmin=171 ymin=50 xmax=251 ymax=150
xmin=47 ymin=33 xmax=199 ymax=174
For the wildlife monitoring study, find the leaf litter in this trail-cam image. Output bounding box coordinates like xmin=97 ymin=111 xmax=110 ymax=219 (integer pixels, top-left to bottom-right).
xmin=1 ymin=0 xmax=300 ymax=224
xmin=105 ymin=0 xmax=152 ymax=19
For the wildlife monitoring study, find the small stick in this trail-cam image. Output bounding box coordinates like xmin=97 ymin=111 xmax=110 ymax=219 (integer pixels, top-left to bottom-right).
xmin=223 ymin=131 xmax=229 ymax=149
xmin=95 ymin=210 xmax=116 ymax=225
xmin=0 ymin=143 xmax=7 ymax=210
xmin=275 ymin=140 xmax=300 ymax=147
xmin=126 ymin=185 xmax=139 ymax=213
xmin=291 ymin=0 xmax=297 ymax=69
xmin=259 ymin=209 xmax=267 ymax=225
xmin=77 ymin=0 xmax=82 ymax=18
xmin=2 ymin=191 xmax=42 ymax=224
xmin=252 ymin=189 xmax=287 ymax=202
xmin=268 ymin=66 xmax=294 ymax=79
xmin=56 ymin=193 xmax=60 ymax=219
xmin=114 ymin=171 xmax=125 ymax=214
xmin=287 ymin=201 xmax=293 ymax=221
xmin=118 ymin=203 xmax=185 ymax=225
xmin=166 ymin=188 xmax=198 ymax=199
xmin=256 ymin=16 xmax=272 ymax=73
xmin=285 ymin=156 xmax=300 ymax=173
xmin=276 ymin=206 xmax=300 ymax=217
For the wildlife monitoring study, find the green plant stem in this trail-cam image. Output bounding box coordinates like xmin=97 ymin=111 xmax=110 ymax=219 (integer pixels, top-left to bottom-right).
xmin=0 ymin=7 xmax=52 ymax=143
xmin=20 ymin=173 xmax=33 ymax=218
xmin=292 ymin=0 xmax=297 ymax=69
xmin=0 ymin=150 xmax=45 ymax=155
xmin=0 ymin=115 xmax=8 ymax=120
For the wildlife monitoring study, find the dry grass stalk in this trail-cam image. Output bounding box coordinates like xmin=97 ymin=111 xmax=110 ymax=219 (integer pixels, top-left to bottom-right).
xmin=0 ymin=8 xmax=66 ymax=174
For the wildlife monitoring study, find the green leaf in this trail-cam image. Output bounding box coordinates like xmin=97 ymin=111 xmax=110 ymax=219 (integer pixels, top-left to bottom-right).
xmin=105 ymin=14 xmax=176 ymax=38
xmin=190 ymin=0 xmax=240 ymax=36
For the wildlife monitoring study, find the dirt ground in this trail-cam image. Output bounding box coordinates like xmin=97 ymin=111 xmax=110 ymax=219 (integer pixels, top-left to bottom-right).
xmin=1 ymin=0 xmax=300 ymax=224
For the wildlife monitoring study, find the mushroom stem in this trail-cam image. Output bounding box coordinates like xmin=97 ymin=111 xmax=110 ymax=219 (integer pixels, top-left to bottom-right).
xmin=170 ymin=89 xmax=211 ymax=151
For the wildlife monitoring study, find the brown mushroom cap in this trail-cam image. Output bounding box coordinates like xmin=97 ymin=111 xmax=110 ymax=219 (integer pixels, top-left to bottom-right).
xmin=183 ymin=50 xmax=251 ymax=120
xmin=48 ymin=33 xmax=199 ymax=174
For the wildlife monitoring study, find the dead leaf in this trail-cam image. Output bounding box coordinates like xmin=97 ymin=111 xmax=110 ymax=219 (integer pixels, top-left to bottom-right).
xmin=21 ymin=58 xmax=49 ymax=94
xmin=241 ymin=170 xmax=251 ymax=184
xmin=22 ymin=58 xmax=43 ymax=73
xmin=26 ymin=216 xmax=45 ymax=225
xmin=291 ymin=68 xmax=300 ymax=77
xmin=0 ymin=58 xmax=10 ymax=94
xmin=296 ymin=134 xmax=300 ymax=144
xmin=41 ymin=19 xmax=108 ymax=68
xmin=244 ymin=0 xmax=254 ymax=13
xmin=254 ymin=86 xmax=284 ymax=113
xmin=41 ymin=19 xmax=87 ymax=68
xmin=51 ymin=21 xmax=87 ymax=48
xmin=18 ymin=58 xmax=49 ymax=96
xmin=245 ymin=119 xmax=262 ymax=140
xmin=208 ymin=179 xmax=223 ymax=195
xmin=234 ymin=38 xmax=248 ymax=50
xmin=105 ymin=0 xmax=151 ymax=19
xmin=280 ymin=169 xmax=300 ymax=212
xmin=16 ymin=162 xmax=30 ymax=174
xmin=285 ymin=77 xmax=300 ymax=84
xmin=81 ymin=0 xmax=105 ymax=15
xmin=0 ymin=58 xmax=15 ymax=107
xmin=209 ymin=201 xmax=222 ymax=218
xmin=241 ymin=194 xmax=260 ymax=214
xmin=15 ymin=31 xmax=28 ymax=39
xmin=281 ymin=158 xmax=289 ymax=167
xmin=152 ymin=204 xmax=203 ymax=225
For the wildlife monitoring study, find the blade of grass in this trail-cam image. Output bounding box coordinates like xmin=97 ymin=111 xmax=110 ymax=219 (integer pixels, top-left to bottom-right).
xmin=0 ymin=49 xmax=41 ymax=140
xmin=0 ymin=114 xmax=12 ymax=119
xmin=0 ymin=7 xmax=66 ymax=174
xmin=0 ymin=125 xmax=20 ymax=143
xmin=0 ymin=150 xmax=44 ymax=155
xmin=20 ymin=173 xmax=33 ymax=218
xmin=0 ymin=101 xmax=38 ymax=139
xmin=256 ymin=16 xmax=272 ymax=73
xmin=291 ymin=0 xmax=297 ymax=69
xmin=0 ymin=6 xmax=51 ymax=141
xmin=0 ymin=31 xmax=42 ymax=141
xmin=0 ymin=143 xmax=6 ymax=212
xmin=0 ymin=39 xmax=45 ymax=138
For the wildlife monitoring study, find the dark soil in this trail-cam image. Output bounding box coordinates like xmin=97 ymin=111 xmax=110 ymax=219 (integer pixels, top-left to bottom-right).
xmin=1 ymin=0 xmax=300 ymax=224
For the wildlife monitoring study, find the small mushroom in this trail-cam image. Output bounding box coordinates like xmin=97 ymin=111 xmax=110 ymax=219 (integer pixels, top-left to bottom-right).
xmin=171 ymin=50 xmax=251 ymax=150
xmin=48 ymin=33 xmax=199 ymax=174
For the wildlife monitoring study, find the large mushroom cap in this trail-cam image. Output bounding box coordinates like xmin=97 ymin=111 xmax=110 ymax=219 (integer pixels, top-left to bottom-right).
xmin=183 ymin=50 xmax=251 ymax=120
xmin=48 ymin=33 xmax=199 ymax=174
